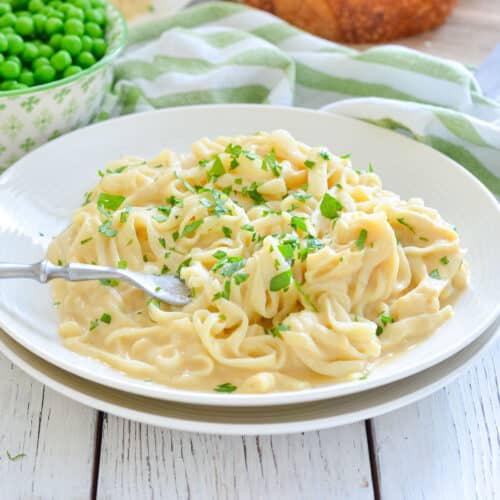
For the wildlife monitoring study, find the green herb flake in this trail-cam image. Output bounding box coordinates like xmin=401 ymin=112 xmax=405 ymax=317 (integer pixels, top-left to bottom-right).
xmin=161 ymin=264 xmax=170 ymax=275
xmin=214 ymin=382 xmax=237 ymax=393
xmin=355 ymin=229 xmax=368 ymax=250
xmin=304 ymin=160 xmax=316 ymax=169
xmin=241 ymin=224 xmax=255 ymax=232
xmin=6 ymin=451 xmax=26 ymax=461
xmin=429 ymin=269 xmax=441 ymax=279
xmin=397 ymin=217 xmax=416 ymax=234
xmin=80 ymin=237 xmax=93 ymax=245
xmin=368 ymin=163 xmax=375 ymax=173
xmin=440 ymin=256 xmax=450 ymax=265
xmin=270 ymin=270 xmax=292 ymax=292
xmin=340 ymin=153 xmax=351 ymax=159
xmin=100 ymin=279 xmax=120 ymax=287
xmin=262 ymin=151 xmax=282 ymax=177
xmin=291 ymin=216 xmax=307 ymax=232
xmin=82 ymin=191 xmax=93 ymax=206
xmin=222 ymin=226 xmax=232 ymax=238
xmin=278 ymin=243 xmax=294 ymax=259
xmin=419 ymin=236 xmax=429 ymax=242
xmin=207 ymin=155 xmax=226 ymax=181
xmin=213 ymin=280 xmax=231 ymax=301
xmin=89 ymin=319 xmax=99 ymax=331
xmin=234 ymin=272 xmax=249 ymax=285
xmin=120 ymin=205 xmax=131 ymax=224
xmin=100 ymin=313 xmax=112 ymax=324
xmin=181 ymin=220 xmax=204 ymax=238
xmin=98 ymin=220 xmax=117 ymax=238
xmin=199 ymin=159 xmax=209 ymax=167
xmin=294 ymin=281 xmax=318 ymax=312
xmin=176 ymin=257 xmax=192 ymax=277
xmin=381 ymin=314 xmax=393 ymax=326
xmin=319 ymin=150 xmax=331 ymax=160
xmin=173 ymin=231 xmax=179 ymax=242
xmin=97 ymin=193 xmax=125 ymax=212
xmin=117 ymin=260 xmax=127 ymax=269
xmin=376 ymin=325 xmax=383 ymax=336
xmin=320 ymin=193 xmax=343 ymax=220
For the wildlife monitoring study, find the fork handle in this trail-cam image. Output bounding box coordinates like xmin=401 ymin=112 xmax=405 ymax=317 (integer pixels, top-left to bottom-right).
xmin=0 ymin=263 xmax=39 ymax=280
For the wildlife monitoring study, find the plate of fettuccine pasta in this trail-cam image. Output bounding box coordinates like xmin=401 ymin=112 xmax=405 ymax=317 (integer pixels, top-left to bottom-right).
xmin=0 ymin=105 xmax=498 ymax=406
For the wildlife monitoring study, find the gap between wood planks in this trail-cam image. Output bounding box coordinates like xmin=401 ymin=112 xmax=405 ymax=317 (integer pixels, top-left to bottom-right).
xmin=88 ymin=414 xmax=382 ymax=500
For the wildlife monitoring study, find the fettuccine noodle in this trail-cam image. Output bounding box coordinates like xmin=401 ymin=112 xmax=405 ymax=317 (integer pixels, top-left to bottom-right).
xmin=48 ymin=131 xmax=469 ymax=393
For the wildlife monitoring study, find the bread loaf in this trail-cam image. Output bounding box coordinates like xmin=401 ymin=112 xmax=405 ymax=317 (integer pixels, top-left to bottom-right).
xmin=244 ymin=0 xmax=457 ymax=43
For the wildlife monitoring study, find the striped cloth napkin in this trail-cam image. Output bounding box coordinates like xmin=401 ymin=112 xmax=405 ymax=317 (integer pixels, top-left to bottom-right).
xmin=101 ymin=1 xmax=500 ymax=195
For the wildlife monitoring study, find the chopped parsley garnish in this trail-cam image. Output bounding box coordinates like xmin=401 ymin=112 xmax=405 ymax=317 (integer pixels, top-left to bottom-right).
xmin=381 ymin=314 xmax=393 ymax=326
xmin=294 ymin=281 xmax=318 ymax=311
xmin=118 ymin=260 xmax=127 ymax=269
xmin=207 ymin=155 xmax=226 ymax=181
xmin=235 ymin=178 xmax=243 ymax=185
xmin=429 ymin=269 xmax=441 ymax=279
xmin=120 ymin=205 xmax=131 ymax=224
xmin=214 ymin=382 xmax=237 ymax=393
xmin=80 ymin=237 xmax=93 ymax=245
xmin=100 ymin=313 xmax=112 ymax=324
xmin=199 ymin=159 xmax=209 ymax=167
xmin=161 ymin=264 xmax=170 ymax=275
xmin=152 ymin=213 xmax=168 ymax=223
xmin=241 ymin=224 xmax=255 ymax=232
xmin=440 ymin=256 xmax=449 ymax=265
xmin=368 ymin=163 xmax=375 ymax=173
xmin=355 ymin=229 xmax=368 ymax=250
xmin=376 ymin=325 xmax=383 ymax=336
xmin=100 ymin=279 xmax=120 ymax=287
xmin=57 ymin=259 xmax=63 ymax=266
xmin=98 ymin=220 xmax=117 ymax=238
xmin=278 ymin=243 xmax=294 ymax=259
xmin=181 ymin=220 xmax=204 ymax=238
xmin=262 ymin=151 xmax=282 ymax=177
xmin=270 ymin=270 xmax=292 ymax=291
xmin=176 ymin=257 xmax=192 ymax=277
xmin=319 ymin=150 xmax=331 ymax=160
xmin=212 ymin=253 xmax=246 ymax=278
xmin=293 ymin=191 xmax=312 ymax=201
xmin=340 ymin=153 xmax=351 ymax=159
xmin=397 ymin=218 xmax=415 ymax=234
xmin=242 ymin=182 xmax=265 ymax=205
xmin=173 ymin=231 xmax=179 ymax=241
xmin=291 ymin=216 xmax=307 ymax=232
xmin=222 ymin=226 xmax=232 ymax=238
xmin=97 ymin=193 xmax=125 ymax=211
xmin=419 ymin=236 xmax=429 ymax=242
xmin=82 ymin=191 xmax=92 ymax=206
xmin=213 ymin=280 xmax=231 ymax=300
xmin=304 ymin=160 xmax=316 ymax=169
xmin=320 ymin=193 xmax=343 ymax=220
xmin=158 ymin=237 xmax=166 ymax=248
xmin=264 ymin=323 xmax=290 ymax=338
xmin=336 ymin=183 xmax=343 ymax=190
xmin=108 ymin=165 xmax=128 ymax=174
xmin=89 ymin=319 xmax=99 ymax=331
xmin=234 ymin=272 xmax=249 ymax=285
xmin=6 ymin=451 xmax=26 ymax=461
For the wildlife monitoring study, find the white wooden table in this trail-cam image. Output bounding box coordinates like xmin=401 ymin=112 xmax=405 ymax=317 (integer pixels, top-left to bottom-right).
xmin=1 ymin=1 xmax=500 ymax=498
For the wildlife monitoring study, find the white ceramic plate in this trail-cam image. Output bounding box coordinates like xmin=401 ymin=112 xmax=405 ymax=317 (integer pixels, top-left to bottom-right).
xmin=0 ymin=322 xmax=497 ymax=435
xmin=0 ymin=105 xmax=498 ymax=407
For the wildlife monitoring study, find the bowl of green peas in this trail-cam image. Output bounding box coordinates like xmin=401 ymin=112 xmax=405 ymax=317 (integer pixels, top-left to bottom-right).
xmin=0 ymin=0 xmax=127 ymax=171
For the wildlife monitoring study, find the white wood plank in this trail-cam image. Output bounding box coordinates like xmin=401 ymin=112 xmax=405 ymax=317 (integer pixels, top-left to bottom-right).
xmin=0 ymin=354 xmax=97 ymax=500
xmin=97 ymin=419 xmax=374 ymax=500
xmin=371 ymin=339 xmax=500 ymax=500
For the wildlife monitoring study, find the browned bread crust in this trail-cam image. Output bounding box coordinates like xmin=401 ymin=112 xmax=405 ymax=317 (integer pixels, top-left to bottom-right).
xmin=244 ymin=0 xmax=457 ymax=43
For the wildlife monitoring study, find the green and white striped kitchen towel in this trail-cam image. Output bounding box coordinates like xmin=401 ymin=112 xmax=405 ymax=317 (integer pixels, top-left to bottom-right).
xmin=101 ymin=1 xmax=500 ymax=195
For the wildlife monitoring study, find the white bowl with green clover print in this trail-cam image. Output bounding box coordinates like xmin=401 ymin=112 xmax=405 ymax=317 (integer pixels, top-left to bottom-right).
xmin=0 ymin=3 xmax=127 ymax=173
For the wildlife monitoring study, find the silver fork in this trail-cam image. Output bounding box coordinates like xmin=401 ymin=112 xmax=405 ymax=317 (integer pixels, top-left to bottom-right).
xmin=0 ymin=260 xmax=191 ymax=306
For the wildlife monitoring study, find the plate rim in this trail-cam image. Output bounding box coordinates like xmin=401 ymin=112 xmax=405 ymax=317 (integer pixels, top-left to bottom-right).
xmin=0 ymin=104 xmax=499 ymax=407
xmin=0 ymin=323 xmax=497 ymax=435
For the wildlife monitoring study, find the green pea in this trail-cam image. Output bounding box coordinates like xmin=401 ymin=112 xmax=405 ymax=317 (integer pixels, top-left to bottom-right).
xmin=84 ymin=8 xmax=103 ymax=25
xmin=28 ymin=0 xmax=45 ymax=12
xmin=45 ymin=17 xmax=63 ymax=35
xmin=37 ymin=45 xmax=51 ymax=59
xmin=77 ymin=50 xmax=94 ymax=68
xmin=92 ymin=37 xmax=106 ymax=59
xmin=34 ymin=64 xmax=55 ymax=83
xmin=0 ymin=53 xmax=4 ymax=64
xmin=66 ymin=6 xmax=84 ymax=20
xmin=49 ymin=33 xmax=62 ymax=49
xmin=0 ymin=27 xmax=15 ymax=35
xmin=16 ymin=10 xmax=32 ymax=18
xmin=63 ymin=64 xmax=82 ymax=78
xmin=51 ymin=49 xmax=71 ymax=71
xmin=60 ymin=34 xmax=81 ymax=56
xmin=0 ymin=3 xmax=12 ymax=15
xmin=21 ymin=41 xmax=39 ymax=61
xmin=19 ymin=69 xmax=34 ymax=86
xmin=32 ymin=55 xmax=50 ymax=69
xmin=15 ymin=16 xmax=34 ymax=37
xmin=73 ymin=0 xmax=91 ymax=10
xmin=0 ymin=13 xmax=16 ymax=29
xmin=7 ymin=55 xmax=22 ymax=66
xmin=80 ymin=34 xmax=92 ymax=51
xmin=64 ymin=18 xmax=84 ymax=36
xmin=0 ymin=80 xmax=20 ymax=91
xmin=0 ymin=60 xmax=21 ymax=80
xmin=0 ymin=33 xmax=7 ymax=52
xmin=33 ymin=13 xmax=46 ymax=34
xmin=6 ymin=34 xmax=24 ymax=56
xmin=12 ymin=0 xmax=30 ymax=9
xmin=84 ymin=21 xmax=101 ymax=38
xmin=90 ymin=0 xmax=106 ymax=7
